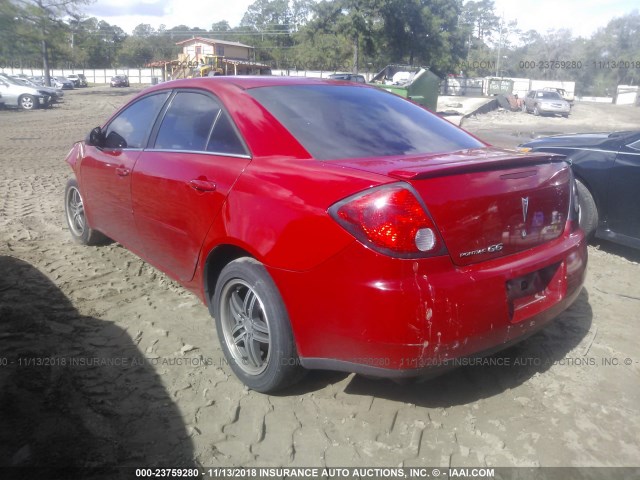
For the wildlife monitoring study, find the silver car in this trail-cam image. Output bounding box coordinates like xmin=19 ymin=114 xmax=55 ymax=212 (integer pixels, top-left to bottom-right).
xmin=522 ymin=89 xmax=571 ymax=117
xmin=9 ymin=76 xmax=63 ymax=103
xmin=0 ymin=74 xmax=52 ymax=110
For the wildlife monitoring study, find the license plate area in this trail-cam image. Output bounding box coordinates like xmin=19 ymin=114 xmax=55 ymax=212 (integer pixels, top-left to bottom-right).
xmin=507 ymin=262 xmax=565 ymax=323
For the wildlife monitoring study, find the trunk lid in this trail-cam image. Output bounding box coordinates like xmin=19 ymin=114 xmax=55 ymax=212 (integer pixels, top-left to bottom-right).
xmin=331 ymin=148 xmax=571 ymax=265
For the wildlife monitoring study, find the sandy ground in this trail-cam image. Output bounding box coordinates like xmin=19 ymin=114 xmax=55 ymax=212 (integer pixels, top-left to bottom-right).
xmin=0 ymin=87 xmax=639 ymax=472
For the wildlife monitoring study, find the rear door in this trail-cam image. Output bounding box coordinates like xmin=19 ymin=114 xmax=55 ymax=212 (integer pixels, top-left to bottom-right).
xmin=606 ymin=139 xmax=640 ymax=240
xmin=132 ymin=89 xmax=251 ymax=282
xmin=80 ymin=91 xmax=170 ymax=253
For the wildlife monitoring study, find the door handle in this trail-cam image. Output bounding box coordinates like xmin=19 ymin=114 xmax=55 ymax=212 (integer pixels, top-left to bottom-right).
xmin=189 ymin=179 xmax=217 ymax=192
xmin=116 ymin=166 xmax=130 ymax=177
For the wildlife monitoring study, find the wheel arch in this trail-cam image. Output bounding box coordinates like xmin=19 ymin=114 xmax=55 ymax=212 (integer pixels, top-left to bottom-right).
xmin=573 ymin=173 xmax=601 ymax=212
xmin=203 ymin=244 xmax=255 ymax=316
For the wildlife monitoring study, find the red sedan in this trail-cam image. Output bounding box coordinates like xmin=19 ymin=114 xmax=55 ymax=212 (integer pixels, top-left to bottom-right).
xmin=64 ymin=77 xmax=587 ymax=392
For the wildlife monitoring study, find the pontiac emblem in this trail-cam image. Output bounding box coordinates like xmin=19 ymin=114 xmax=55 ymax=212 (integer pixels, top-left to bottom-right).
xmin=521 ymin=197 xmax=529 ymax=238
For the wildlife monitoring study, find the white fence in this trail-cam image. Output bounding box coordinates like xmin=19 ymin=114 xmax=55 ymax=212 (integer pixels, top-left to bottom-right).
xmin=615 ymin=85 xmax=639 ymax=105
xmin=0 ymin=67 xmax=165 ymax=85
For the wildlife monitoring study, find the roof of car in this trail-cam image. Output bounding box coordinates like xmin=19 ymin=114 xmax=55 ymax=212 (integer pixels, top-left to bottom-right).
xmin=155 ymin=76 xmax=363 ymax=91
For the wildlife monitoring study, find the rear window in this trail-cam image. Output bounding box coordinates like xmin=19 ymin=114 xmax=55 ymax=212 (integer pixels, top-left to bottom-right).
xmin=248 ymin=85 xmax=483 ymax=160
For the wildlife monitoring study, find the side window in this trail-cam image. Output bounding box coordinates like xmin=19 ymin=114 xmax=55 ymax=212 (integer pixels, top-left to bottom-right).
xmin=207 ymin=111 xmax=247 ymax=156
xmin=154 ymin=90 xmax=248 ymax=156
xmin=104 ymin=92 xmax=169 ymax=149
xmin=155 ymin=92 xmax=220 ymax=151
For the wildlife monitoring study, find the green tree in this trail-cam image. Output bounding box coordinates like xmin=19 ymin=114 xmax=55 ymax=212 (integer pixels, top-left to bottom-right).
xmin=240 ymin=0 xmax=295 ymax=68
xmin=378 ymin=0 xmax=466 ymax=75
xmin=66 ymin=16 xmax=126 ymax=68
xmin=11 ymin=0 xmax=90 ymax=85
xmin=461 ymin=0 xmax=499 ymax=42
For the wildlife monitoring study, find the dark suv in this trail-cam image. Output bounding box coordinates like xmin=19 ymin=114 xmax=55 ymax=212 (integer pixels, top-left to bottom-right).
xmin=110 ymin=75 xmax=130 ymax=87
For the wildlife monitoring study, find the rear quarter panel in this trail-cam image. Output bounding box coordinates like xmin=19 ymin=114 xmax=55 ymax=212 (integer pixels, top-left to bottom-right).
xmin=197 ymin=156 xmax=392 ymax=273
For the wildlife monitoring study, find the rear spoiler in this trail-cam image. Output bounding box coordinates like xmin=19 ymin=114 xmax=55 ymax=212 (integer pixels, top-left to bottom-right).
xmin=390 ymin=152 xmax=566 ymax=180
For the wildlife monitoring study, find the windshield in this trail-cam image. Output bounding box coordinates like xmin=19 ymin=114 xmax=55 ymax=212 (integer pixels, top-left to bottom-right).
xmin=538 ymin=92 xmax=562 ymax=100
xmin=248 ymin=85 xmax=484 ymax=160
xmin=16 ymin=78 xmax=38 ymax=87
xmin=0 ymin=75 xmax=20 ymax=86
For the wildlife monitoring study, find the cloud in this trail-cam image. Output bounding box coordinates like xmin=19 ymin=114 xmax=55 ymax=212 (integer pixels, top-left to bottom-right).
xmin=87 ymin=1 xmax=169 ymax=19
xmin=492 ymin=0 xmax=637 ymax=38
xmin=84 ymin=0 xmax=253 ymax=33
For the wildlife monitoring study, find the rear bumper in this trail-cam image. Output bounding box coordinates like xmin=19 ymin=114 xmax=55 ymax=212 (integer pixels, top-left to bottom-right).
xmin=269 ymin=228 xmax=587 ymax=377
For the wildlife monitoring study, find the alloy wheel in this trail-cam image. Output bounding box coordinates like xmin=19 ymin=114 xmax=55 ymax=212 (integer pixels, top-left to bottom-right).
xmin=66 ymin=186 xmax=86 ymax=237
xmin=219 ymin=279 xmax=271 ymax=375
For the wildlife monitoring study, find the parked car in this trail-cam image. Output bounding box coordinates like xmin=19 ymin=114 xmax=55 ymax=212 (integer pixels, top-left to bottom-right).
xmin=67 ymin=73 xmax=88 ymax=87
xmin=49 ymin=76 xmax=74 ymax=89
xmin=328 ymin=73 xmax=366 ymax=83
xmin=64 ymin=77 xmax=586 ymax=392
xmin=110 ymin=75 xmax=129 ymax=87
xmin=0 ymin=74 xmax=52 ymax=109
xmin=9 ymin=76 xmax=64 ymax=103
xmin=522 ymin=90 xmax=571 ymax=117
xmin=542 ymin=86 xmax=574 ymax=104
xmin=519 ymin=131 xmax=640 ymax=249
xmin=29 ymin=76 xmax=45 ymax=86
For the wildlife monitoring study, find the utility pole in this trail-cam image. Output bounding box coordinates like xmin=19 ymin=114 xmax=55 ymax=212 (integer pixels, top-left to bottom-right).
xmin=495 ymin=13 xmax=504 ymax=77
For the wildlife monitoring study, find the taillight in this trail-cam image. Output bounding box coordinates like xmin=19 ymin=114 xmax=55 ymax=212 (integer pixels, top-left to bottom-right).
xmin=328 ymin=183 xmax=445 ymax=258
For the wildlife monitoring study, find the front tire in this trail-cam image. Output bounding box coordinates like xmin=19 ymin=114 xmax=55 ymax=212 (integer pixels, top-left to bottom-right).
xmin=213 ymin=258 xmax=305 ymax=393
xmin=533 ymin=105 xmax=540 ymax=116
xmin=64 ymin=178 xmax=108 ymax=245
xmin=576 ymin=179 xmax=598 ymax=240
xmin=19 ymin=94 xmax=36 ymax=110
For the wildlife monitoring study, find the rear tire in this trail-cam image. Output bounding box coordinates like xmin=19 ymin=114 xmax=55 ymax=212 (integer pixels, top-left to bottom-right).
xmin=213 ymin=258 xmax=305 ymax=393
xmin=576 ymin=179 xmax=598 ymax=240
xmin=64 ymin=178 xmax=109 ymax=245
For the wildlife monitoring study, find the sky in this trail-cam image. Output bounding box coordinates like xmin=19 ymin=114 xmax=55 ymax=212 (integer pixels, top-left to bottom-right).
xmin=84 ymin=0 xmax=638 ymax=38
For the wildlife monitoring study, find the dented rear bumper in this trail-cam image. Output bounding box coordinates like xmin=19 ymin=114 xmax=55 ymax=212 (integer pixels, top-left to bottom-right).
xmin=269 ymin=227 xmax=587 ymax=377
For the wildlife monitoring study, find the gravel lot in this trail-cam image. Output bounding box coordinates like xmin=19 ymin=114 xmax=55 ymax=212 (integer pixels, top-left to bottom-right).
xmin=0 ymin=87 xmax=639 ymax=472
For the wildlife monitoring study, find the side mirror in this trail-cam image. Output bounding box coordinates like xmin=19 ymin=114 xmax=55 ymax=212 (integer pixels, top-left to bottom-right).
xmin=86 ymin=126 xmax=105 ymax=148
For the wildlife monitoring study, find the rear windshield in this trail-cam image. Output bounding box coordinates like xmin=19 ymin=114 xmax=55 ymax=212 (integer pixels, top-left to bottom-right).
xmin=248 ymin=85 xmax=484 ymax=160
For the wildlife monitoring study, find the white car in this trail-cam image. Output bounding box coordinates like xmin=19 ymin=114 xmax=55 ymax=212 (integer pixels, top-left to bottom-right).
xmin=67 ymin=74 xmax=88 ymax=87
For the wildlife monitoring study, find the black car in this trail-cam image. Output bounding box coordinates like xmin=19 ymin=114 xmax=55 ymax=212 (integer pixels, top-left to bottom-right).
xmin=328 ymin=73 xmax=366 ymax=83
xmin=110 ymin=75 xmax=129 ymax=87
xmin=520 ymin=131 xmax=640 ymax=249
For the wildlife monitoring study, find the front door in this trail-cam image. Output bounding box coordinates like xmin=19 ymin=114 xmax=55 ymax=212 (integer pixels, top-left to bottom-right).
xmin=606 ymin=139 xmax=640 ymax=241
xmin=80 ymin=91 xmax=170 ymax=254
